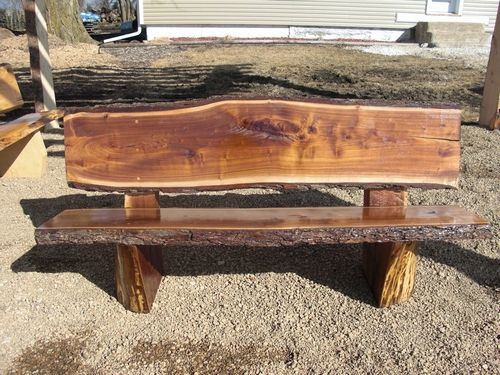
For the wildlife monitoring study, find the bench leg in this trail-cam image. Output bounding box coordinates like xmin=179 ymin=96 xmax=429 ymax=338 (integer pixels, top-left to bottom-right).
xmin=0 ymin=131 xmax=47 ymax=178
xmin=115 ymin=244 xmax=163 ymax=313
xmin=363 ymin=241 xmax=417 ymax=307
xmin=362 ymin=189 xmax=418 ymax=307
xmin=114 ymin=193 xmax=163 ymax=313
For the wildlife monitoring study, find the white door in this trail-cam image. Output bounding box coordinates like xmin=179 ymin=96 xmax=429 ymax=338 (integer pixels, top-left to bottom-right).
xmin=427 ymin=0 xmax=459 ymax=14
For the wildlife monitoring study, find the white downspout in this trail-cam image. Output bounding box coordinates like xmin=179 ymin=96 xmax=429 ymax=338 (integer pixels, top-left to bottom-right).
xmin=102 ymin=0 xmax=144 ymax=43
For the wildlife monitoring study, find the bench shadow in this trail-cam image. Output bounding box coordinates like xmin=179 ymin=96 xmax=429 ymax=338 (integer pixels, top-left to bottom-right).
xmin=11 ymin=242 xmax=369 ymax=304
xmin=12 ymin=240 xmax=497 ymax=308
xmin=13 ymin=192 xmax=498 ymax=307
xmin=419 ymin=241 xmax=499 ymax=289
xmin=43 ymin=139 xmax=64 ymax=148
xmin=47 ymin=151 xmax=65 ymax=158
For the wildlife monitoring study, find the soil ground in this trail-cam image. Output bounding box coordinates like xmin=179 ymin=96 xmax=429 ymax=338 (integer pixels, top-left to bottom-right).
xmin=0 ymin=37 xmax=498 ymax=374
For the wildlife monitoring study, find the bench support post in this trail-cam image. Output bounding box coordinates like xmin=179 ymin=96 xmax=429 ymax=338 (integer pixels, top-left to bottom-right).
xmin=0 ymin=131 xmax=47 ymax=178
xmin=114 ymin=192 xmax=163 ymax=313
xmin=362 ymin=189 xmax=418 ymax=307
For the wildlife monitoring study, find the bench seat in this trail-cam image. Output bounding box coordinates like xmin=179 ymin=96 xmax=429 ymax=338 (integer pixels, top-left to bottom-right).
xmin=36 ymin=206 xmax=491 ymax=247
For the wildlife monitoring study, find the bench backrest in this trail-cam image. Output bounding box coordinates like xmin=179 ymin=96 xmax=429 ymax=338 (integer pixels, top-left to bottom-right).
xmin=63 ymin=99 xmax=462 ymax=192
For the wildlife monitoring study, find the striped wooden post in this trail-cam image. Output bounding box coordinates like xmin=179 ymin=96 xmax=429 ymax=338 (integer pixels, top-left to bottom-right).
xmin=23 ymin=0 xmax=58 ymax=129
xmin=479 ymin=5 xmax=500 ymax=130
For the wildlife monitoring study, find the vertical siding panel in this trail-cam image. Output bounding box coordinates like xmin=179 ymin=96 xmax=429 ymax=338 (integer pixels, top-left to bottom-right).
xmin=142 ymin=0 xmax=425 ymax=29
xmin=142 ymin=0 xmax=497 ymax=31
xmin=462 ymin=0 xmax=499 ymax=31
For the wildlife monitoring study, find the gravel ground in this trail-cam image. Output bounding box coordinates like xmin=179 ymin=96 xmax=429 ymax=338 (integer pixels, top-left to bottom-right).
xmin=0 ymin=38 xmax=499 ymax=374
xmin=348 ymin=44 xmax=491 ymax=68
xmin=0 ymin=125 xmax=498 ymax=374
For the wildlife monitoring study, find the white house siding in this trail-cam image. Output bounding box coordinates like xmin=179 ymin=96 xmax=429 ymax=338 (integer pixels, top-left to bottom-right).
xmin=142 ymin=0 xmax=498 ymax=32
xmin=462 ymin=0 xmax=499 ymax=31
xmin=142 ymin=0 xmax=424 ymax=29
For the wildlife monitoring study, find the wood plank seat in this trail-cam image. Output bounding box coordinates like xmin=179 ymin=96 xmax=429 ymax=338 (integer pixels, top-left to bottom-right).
xmin=36 ymin=206 xmax=490 ymax=246
xmin=35 ymin=98 xmax=492 ymax=313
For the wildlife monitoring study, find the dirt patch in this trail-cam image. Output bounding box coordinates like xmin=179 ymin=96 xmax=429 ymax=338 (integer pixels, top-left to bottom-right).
xmin=129 ymin=340 xmax=286 ymax=373
xmin=7 ymin=336 xmax=89 ymax=375
xmin=7 ymin=334 xmax=287 ymax=374
xmin=0 ymin=34 xmax=116 ymax=69
xmin=150 ymin=44 xmax=484 ymax=120
xmin=10 ymin=43 xmax=481 ymax=120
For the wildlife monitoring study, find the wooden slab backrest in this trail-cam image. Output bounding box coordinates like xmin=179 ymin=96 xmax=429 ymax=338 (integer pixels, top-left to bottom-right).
xmin=63 ymin=99 xmax=462 ymax=192
xmin=0 ymin=63 xmax=23 ymax=114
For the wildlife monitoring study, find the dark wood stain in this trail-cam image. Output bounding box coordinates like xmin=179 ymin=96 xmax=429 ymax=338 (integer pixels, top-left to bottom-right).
xmin=237 ymin=118 xmax=302 ymax=142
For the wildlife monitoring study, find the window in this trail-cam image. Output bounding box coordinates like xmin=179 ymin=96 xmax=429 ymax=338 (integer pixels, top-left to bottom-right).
xmin=426 ymin=0 xmax=463 ymax=15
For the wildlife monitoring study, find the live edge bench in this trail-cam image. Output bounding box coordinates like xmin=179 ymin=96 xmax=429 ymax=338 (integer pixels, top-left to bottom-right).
xmin=34 ymin=99 xmax=492 ymax=313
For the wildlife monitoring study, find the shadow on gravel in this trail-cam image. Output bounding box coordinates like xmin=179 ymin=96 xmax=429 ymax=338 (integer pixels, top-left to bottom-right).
xmin=12 ymin=242 xmax=370 ymax=305
xmin=15 ymin=64 xmax=356 ymax=108
xmin=420 ymin=241 xmax=500 ymax=289
xmin=47 ymin=150 xmax=65 ymax=158
xmin=13 ymin=192 xmax=498 ymax=307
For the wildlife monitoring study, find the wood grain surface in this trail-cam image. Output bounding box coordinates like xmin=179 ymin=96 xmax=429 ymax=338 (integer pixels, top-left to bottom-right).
xmin=479 ymin=5 xmax=500 ymax=130
xmin=0 ymin=110 xmax=64 ymax=151
xmin=63 ymin=99 xmax=462 ymax=192
xmin=362 ymin=189 xmax=417 ymax=307
xmin=0 ymin=131 xmax=47 ymax=178
xmin=115 ymin=192 xmax=163 ymax=313
xmin=35 ymin=206 xmax=491 ymax=246
xmin=0 ymin=63 xmax=23 ymax=113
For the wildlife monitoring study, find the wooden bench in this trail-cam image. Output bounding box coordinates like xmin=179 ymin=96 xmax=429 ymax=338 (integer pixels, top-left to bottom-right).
xmin=35 ymin=99 xmax=492 ymax=313
xmin=0 ymin=63 xmax=63 ymax=177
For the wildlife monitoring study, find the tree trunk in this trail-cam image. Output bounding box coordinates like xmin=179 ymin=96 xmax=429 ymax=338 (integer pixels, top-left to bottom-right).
xmin=117 ymin=0 xmax=134 ymax=22
xmin=44 ymin=0 xmax=94 ymax=43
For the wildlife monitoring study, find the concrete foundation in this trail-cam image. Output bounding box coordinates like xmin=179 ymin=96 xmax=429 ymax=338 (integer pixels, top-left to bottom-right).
xmin=415 ymin=22 xmax=490 ymax=47
xmin=146 ymin=26 xmax=408 ymax=42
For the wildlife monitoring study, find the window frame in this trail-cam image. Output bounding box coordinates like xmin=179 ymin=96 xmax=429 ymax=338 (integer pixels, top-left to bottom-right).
xmin=426 ymin=0 xmax=464 ymax=15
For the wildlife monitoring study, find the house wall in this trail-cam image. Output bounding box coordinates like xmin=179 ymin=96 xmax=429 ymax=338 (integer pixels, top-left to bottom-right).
xmin=142 ymin=0 xmax=423 ymax=29
xmin=463 ymin=0 xmax=498 ymax=30
xmin=142 ymin=0 xmax=498 ymax=39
